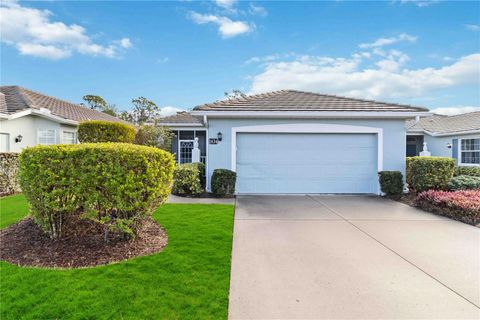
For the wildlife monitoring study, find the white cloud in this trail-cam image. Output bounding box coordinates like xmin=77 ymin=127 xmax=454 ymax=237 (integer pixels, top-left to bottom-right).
xmin=0 ymin=0 xmax=131 ymax=60
xmin=464 ymin=24 xmax=480 ymax=31
xmin=249 ymin=52 xmax=480 ymax=101
xmin=398 ymin=0 xmax=439 ymax=7
xmin=156 ymin=57 xmax=169 ymax=64
xmin=16 ymin=43 xmax=71 ymax=59
xmin=215 ymin=0 xmax=237 ymax=9
xmin=249 ymin=3 xmax=268 ymax=17
xmin=118 ymin=38 xmax=132 ymax=48
xmin=159 ymin=106 xmax=183 ymax=118
xmin=430 ymin=106 xmax=480 ymax=116
xmin=360 ymin=33 xmax=417 ymax=48
xmin=189 ymin=12 xmax=254 ymax=38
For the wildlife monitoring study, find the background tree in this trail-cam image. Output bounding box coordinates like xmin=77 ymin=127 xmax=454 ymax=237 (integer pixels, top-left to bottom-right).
xmin=135 ymin=125 xmax=174 ymax=151
xmin=131 ymin=97 xmax=160 ymax=124
xmin=82 ymin=95 xmax=118 ymax=116
xmin=224 ymin=89 xmax=247 ymax=100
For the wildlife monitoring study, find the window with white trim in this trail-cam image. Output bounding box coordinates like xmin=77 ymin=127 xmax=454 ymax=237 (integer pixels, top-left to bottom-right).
xmin=460 ymin=138 xmax=480 ymax=165
xmin=62 ymin=131 xmax=76 ymax=144
xmin=38 ymin=129 xmax=56 ymax=145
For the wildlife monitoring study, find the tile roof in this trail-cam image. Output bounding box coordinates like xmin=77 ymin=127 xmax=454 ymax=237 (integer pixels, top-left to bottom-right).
xmin=156 ymin=111 xmax=203 ymax=124
xmin=193 ymin=90 xmax=429 ymax=112
xmin=406 ymin=112 xmax=480 ymax=134
xmin=0 ymin=86 xmax=124 ymax=123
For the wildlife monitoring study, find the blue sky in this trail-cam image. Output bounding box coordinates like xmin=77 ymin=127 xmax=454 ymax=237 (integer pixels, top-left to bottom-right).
xmin=1 ymin=0 xmax=479 ymax=115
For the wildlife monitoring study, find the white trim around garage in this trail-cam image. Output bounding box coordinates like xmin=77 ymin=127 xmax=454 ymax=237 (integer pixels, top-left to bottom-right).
xmin=230 ymin=123 xmax=384 ymax=181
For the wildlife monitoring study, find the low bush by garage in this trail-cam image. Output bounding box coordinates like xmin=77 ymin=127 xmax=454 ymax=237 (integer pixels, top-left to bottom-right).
xmin=406 ymin=157 xmax=455 ymax=192
xmin=211 ymin=169 xmax=236 ymax=198
xmin=78 ymin=120 xmax=136 ymax=143
xmin=18 ymin=143 xmax=175 ymax=239
xmin=415 ymin=190 xmax=480 ymax=226
xmin=378 ymin=171 xmax=404 ymax=197
xmin=172 ymin=163 xmax=205 ymax=197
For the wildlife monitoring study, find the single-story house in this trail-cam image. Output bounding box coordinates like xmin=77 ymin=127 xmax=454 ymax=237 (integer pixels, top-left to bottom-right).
xmin=0 ymin=86 xmax=124 ymax=152
xmin=406 ymin=112 xmax=480 ymax=166
xmin=158 ymin=90 xmax=431 ymax=195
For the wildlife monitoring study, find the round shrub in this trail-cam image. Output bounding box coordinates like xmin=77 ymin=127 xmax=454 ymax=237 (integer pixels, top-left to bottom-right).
xmin=172 ymin=163 xmax=204 ymax=196
xmin=78 ymin=120 xmax=135 ymax=143
xmin=406 ymin=157 xmax=455 ymax=192
xmin=448 ymin=175 xmax=480 ymax=191
xmin=455 ymin=166 xmax=480 ymax=177
xmin=211 ymin=169 xmax=236 ymax=198
xmin=18 ymin=143 xmax=175 ymax=239
xmin=378 ymin=171 xmax=404 ymax=197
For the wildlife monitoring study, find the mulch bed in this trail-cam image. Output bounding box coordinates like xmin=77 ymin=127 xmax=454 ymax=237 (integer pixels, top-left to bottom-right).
xmin=0 ymin=217 xmax=167 ymax=268
xmin=391 ymin=193 xmax=417 ymax=207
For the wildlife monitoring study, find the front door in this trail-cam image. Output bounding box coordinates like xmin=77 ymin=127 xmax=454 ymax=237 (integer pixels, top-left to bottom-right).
xmin=179 ymin=140 xmax=195 ymax=163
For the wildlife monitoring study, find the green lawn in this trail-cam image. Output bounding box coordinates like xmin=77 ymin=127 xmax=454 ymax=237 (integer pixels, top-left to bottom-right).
xmin=0 ymin=195 xmax=235 ymax=320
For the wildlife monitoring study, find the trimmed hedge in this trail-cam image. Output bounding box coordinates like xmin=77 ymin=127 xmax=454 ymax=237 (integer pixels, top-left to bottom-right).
xmin=406 ymin=157 xmax=455 ymax=192
xmin=78 ymin=120 xmax=135 ymax=143
xmin=211 ymin=169 xmax=236 ymax=198
xmin=172 ymin=163 xmax=204 ymax=197
xmin=416 ymin=190 xmax=480 ymax=225
xmin=18 ymin=143 xmax=175 ymax=239
xmin=448 ymin=175 xmax=480 ymax=191
xmin=379 ymin=171 xmax=403 ymax=197
xmin=455 ymin=166 xmax=480 ymax=177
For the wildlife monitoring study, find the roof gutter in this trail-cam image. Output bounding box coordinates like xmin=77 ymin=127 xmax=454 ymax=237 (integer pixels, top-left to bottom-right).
xmin=407 ymin=128 xmax=480 ymax=137
xmin=157 ymin=122 xmax=204 ymax=127
xmin=190 ymin=111 xmax=432 ymax=119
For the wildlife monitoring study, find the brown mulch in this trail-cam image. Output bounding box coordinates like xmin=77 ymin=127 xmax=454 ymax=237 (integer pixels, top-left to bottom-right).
xmin=392 ymin=193 xmax=417 ymax=207
xmin=0 ymin=217 xmax=167 ymax=269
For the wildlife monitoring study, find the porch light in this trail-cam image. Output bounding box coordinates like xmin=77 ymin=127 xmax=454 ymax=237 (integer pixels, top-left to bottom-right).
xmin=446 ymin=143 xmax=452 ymax=149
xmin=15 ymin=135 xmax=23 ymax=143
xmin=217 ymin=132 xmax=223 ymax=141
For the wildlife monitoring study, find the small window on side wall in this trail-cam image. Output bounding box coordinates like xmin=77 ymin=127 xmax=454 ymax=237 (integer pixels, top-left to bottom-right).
xmin=62 ymin=131 xmax=77 ymax=144
xmin=460 ymin=138 xmax=480 ymax=165
xmin=38 ymin=129 xmax=56 ymax=145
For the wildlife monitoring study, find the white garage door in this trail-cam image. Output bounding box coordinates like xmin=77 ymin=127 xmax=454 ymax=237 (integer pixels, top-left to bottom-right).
xmin=236 ymin=133 xmax=378 ymax=194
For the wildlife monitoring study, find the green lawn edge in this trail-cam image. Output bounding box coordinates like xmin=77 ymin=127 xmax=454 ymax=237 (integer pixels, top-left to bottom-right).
xmin=0 ymin=194 xmax=235 ymax=320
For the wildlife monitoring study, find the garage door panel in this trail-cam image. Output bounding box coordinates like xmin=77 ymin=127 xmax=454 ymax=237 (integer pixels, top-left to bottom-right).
xmin=236 ymin=133 xmax=377 ymax=194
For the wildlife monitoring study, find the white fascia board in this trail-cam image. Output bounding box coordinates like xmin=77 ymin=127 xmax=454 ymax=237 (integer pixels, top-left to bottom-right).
xmin=429 ymin=129 xmax=480 ymax=137
xmin=408 ymin=129 xmax=480 ymax=137
xmin=190 ymin=110 xmax=432 ymax=119
xmin=159 ymin=123 xmax=205 ymax=127
xmin=7 ymin=109 xmax=78 ymax=125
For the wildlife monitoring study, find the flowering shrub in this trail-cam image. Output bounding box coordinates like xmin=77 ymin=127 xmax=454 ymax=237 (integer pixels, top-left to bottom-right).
xmin=416 ymin=190 xmax=480 ymax=226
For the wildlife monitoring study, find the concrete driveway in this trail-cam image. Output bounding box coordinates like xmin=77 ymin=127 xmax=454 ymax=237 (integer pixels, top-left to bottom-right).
xmin=229 ymin=195 xmax=480 ymax=319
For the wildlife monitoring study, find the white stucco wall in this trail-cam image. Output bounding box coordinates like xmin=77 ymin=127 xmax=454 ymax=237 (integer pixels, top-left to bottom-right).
xmin=0 ymin=115 xmax=77 ymax=152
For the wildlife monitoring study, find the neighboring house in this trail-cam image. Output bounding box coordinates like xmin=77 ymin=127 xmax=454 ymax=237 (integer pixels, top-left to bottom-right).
xmin=160 ymin=90 xmax=430 ymax=195
xmin=0 ymin=86 xmax=124 ymax=152
xmin=406 ymin=112 xmax=480 ymax=166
